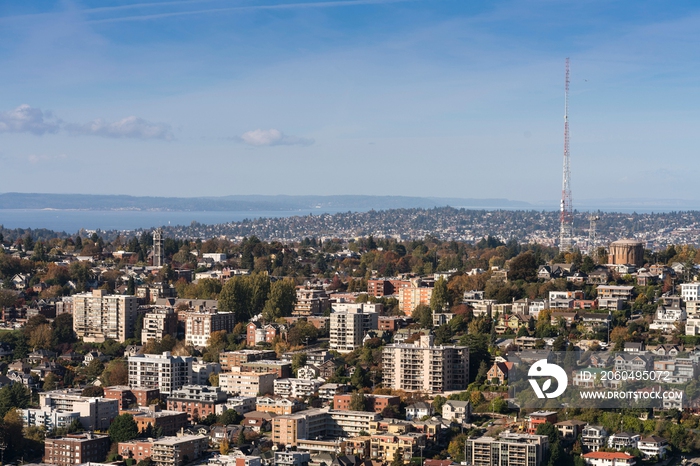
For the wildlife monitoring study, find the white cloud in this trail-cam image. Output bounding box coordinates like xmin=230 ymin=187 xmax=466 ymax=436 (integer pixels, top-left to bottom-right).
xmin=240 ymin=128 xmax=314 ymax=147
xmin=66 ymin=116 xmax=174 ymax=140
xmin=27 ymin=153 xmax=68 ymax=164
xmin=0 ymin=104 xmax=61 ymax=135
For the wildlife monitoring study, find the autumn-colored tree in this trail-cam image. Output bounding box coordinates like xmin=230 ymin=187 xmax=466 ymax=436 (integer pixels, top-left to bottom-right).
xmin=219 ymin=437 xmax=230 ymax=455
xmin=29 ymin=323 xmax=53 ymax=350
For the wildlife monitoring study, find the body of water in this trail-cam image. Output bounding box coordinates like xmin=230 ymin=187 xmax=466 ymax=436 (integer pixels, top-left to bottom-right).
xmin=0 ymin=209 xmax=360 ymax=232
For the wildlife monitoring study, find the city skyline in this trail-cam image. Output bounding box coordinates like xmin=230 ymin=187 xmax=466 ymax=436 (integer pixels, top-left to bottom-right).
xmin=1 ymin=1 xmax=699 ymax=203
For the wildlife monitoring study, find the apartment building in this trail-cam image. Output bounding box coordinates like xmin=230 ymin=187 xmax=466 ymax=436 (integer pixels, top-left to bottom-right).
xmin=370 ymin=433 xmax=426 ymax=464
xmin=329 ymin=305 xmax=379 ymax=353
xmin=274 ymin=378 xmax=323 ymax=398
xmin=219 ymin=350 xmax=277 ymax=371
xmin=367 ymin=278 xmax=411 ymax=297
xmin=256 ymin=396 xmax=304 ymax=415
xmin=398 ymin=280 xmax=433 ymax=315
xmin=382 ymin=335 xmax=469 ymax=393
xmin=191 ymin=359 xmax=221 ymax=385
xmin=128 ymin=352 xmax=193 ymax=395
xmin=122 ymin=407 xmax=189 ymax=436
xmin=333 ymin=394 xmax=400 ymax=413
xmin=20 ymin=407 xmax=80 ymax=431
xmin=464 ymin=433 xmax=549 ymax=466
xmin=294 ymin=288 xmax=330 ymax=316
xmin=141 ymin=307 xmax=178 ymax=344
xmin=681 ymin=283 xmax=700 ymax=302
xmin=121 ymin=435 xmax=208 ymax=466
xmin=44 ymin=433 xmax=110 ymax=466
xmin=240 ymin=360 xmax=292 ymax=378
xmin=218 ymin=371 xmax=277 ymax=397
xmin=166 ymin=385 xmax=228 ymax=422
xmin=184 ymin=310 xmax=236 ymax=347
xmin=40 ymin=389 xmax=119 ymax=430
xmin=596 ymin=285 xmax=634 ymax=300
xmin=275 ymin=451 xmax=310 ymax=466
xmin=272 ymin=408 xmax=380 ymax=446
xmin=218 ymin=396 xmax=257 ymax=415
xmin=72 ymin=290 xmax=138 ymax=342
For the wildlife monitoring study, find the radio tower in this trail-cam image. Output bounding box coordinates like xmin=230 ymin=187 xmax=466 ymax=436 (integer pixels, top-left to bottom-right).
xmin=559 ymin=58 xmax=573 ymax=253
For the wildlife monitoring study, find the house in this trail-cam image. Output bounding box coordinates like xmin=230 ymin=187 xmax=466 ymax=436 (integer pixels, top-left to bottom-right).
xmin=555 ymin=420 xmax=587 ymax=441
xmin=28 ymin=349 xmax=57 ymax=364
xmin=637 ymin=436 xmax=668 ymax=460
xmin=614 ymin=353 xmax=651 ymax=372
xmin=587 ymin=267 xmax=611 ymax=285
xmin=486 ymin=362 xmax=513 ymax=386
xmin=581 ymin=425 xmax=608 ymax=452
xmin=405 ymin=402 xmax=432 ymax=421
xmin=607 ymin=432 xmax=640 ymax=450
xmin=297 ymin=365 xmax=321 ymax=380
xmin=652 ymin=344 xmax=681 ymax=357
xmin=441 ymin=400 xmax=471 ymax=424
xmin=84 ymin=351 xmax=109 ymax=366
xmin=527 ymin=411 xmax=557 ymax=434
xmin=623 ymin=342 xmax=644 ymax=353
xmin=649 ymin=304 xmax=687 ymax=332
xmin=582 ymin=452 xmax=636 ymax=466
xmin=550 ymin=312 xmax=578 ymax=326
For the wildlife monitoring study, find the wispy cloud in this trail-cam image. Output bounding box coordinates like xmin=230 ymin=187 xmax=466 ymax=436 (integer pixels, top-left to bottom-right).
xmin=27 ymin=153 xmax=68 ymax=165
xmin=240 ymin=128 xmax=314 ymax=146
xmin=0 ymin=105 xmax=173 ymax=141
xmin=0 ymin=105 xmax=61 ymax=135
xmin=66 ymin=116 xmax=174 ymax=140
xmin=86 ymin=0 xmax=415 ymax=24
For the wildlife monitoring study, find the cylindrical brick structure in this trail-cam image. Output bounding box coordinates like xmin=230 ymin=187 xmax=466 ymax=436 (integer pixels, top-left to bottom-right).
xmin=608 ymin=239 xmax=644 ymax=267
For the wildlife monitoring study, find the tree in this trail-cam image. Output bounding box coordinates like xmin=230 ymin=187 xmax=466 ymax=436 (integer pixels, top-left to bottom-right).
xmin=102 ymin=359 xmax=129 ymax=386
xmin=86 ymin=358 xmax=105 ymax=381
xmin=287 ymin=321 xmax=318 ymax=347
xmin=291 ymin=353 xmax=307 ymax=376
xmin=0 ymin=383 xmax=30 ymax=417
xmin=109 ymin=414 xmax=139 ymax=443
xmin=536 ymin=422 xmax=560 ymax=444
xmin=430 ymin=277 xmax=449 ymax=311
xmin=412 ymin=304 xmax=433 ymax=328
xmin=492 ymin=397 xmax=508 ymax=414
xmin=349 ymin=392 xmax=367 ymax=411
xmin=237 ymin=429 xmax=246 ymax=446
xmin=432 ymin=395 xmax=447 ymax=415
xmin=52 ymin=312 xmax=76 ymax=344
xmin=390 ymin=450 xmax=405 ymax=466
xmin=250 ymin=273 xmax=272 ymax=317
xmin=218 ymin=409 xmax=242 ymax=426
xmin=220 ymin=437 xmax=230 ymax=455
xmin=209 ymin=373 xmax=219 ymax=387
xmin=447 ymin=433 xmax=468 ymax=462
xmin=262 ymin=279 xmax=296 ymax=322
xmin=219 ymin=275 xmax=253 ymax=322
xmin=508 ymin=251 xmax=538 ymax=281
xmin=3 ymin=408 xmax=24 ymax=458
xmin=29 ymin=323 xmax=53 ymax=350
xmin=43 ymin=372 xmax=58 ymax=391
xmin=82 ymin=385 xmax=105 ymax=397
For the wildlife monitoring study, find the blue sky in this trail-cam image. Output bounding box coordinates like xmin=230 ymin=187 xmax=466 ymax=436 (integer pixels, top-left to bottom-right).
xmin=1 ymin=0 xmax=699 ymax=204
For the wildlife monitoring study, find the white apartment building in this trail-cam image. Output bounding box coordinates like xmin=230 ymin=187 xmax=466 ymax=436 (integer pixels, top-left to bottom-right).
xmin=273 ymin=378 xmax=323 ymax=398
xmin=382 ymin=335 xmax=469 ymax=393
xmin=681 ymin=283 xmax=700 ymax=302
xmin=72 ymin=290 xmax=138 ymax=342
xmin=465 ymin=433 xmax=549 ymax=466
xmin=184 ymin=311 xmax=236 ymax=347
xmin=40 ymin=389 xmax=119 ymax=430
xmin=141 ymin=307 xmax=178 ymax=344
xmin=216 ymin=396 xmax=256 ymax=415
xmin=686 ymin=316 xmax=700 ymax=336
xmin=20 ymin=406 xmax=80 ymax=431
xmin=329 ymin=306 xmax=378 ymax=353
xmin=218 ymin=371 xmax=277 ymax=397
xmin=128 ymin=352 xmax=193 ymax=395
xmin=192 ymin=359 xmax=221 ymax=385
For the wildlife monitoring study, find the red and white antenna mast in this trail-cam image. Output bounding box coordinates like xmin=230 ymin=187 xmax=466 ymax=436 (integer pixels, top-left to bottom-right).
xmin=559 ymin=58 xmax=573 ymax=253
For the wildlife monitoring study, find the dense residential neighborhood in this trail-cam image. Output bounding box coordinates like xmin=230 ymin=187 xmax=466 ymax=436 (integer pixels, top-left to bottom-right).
xmin=1 ymin=227 xmax=700 ymax=466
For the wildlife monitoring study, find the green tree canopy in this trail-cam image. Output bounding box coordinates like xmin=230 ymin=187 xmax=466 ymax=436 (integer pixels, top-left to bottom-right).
xmin=109 ymin=414 xmax=139 ymax=443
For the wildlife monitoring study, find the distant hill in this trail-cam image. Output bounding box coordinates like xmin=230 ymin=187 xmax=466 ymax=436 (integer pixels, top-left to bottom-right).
xmin=0 ymin=193 xmax=531 ymax=211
